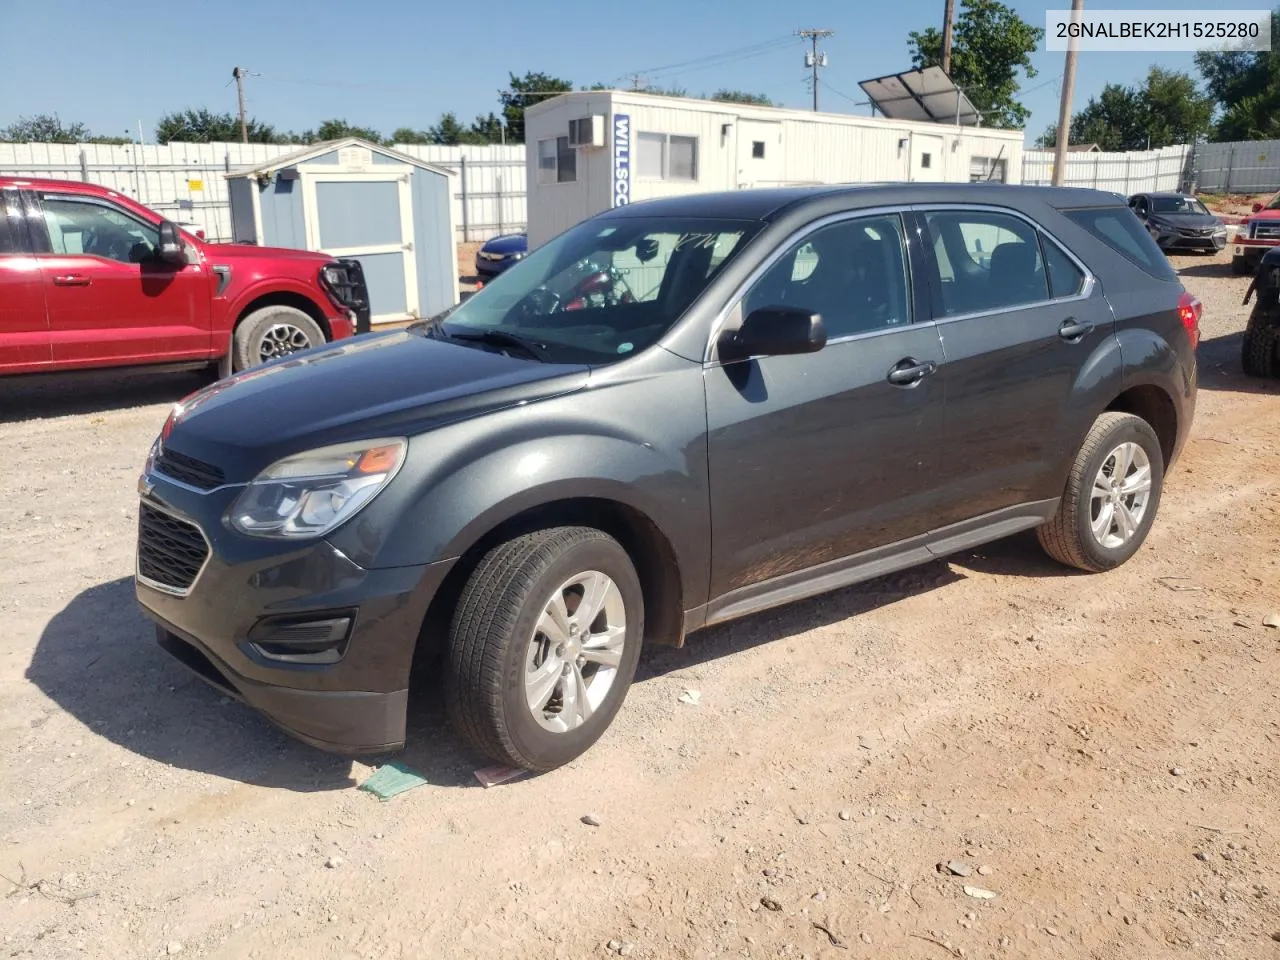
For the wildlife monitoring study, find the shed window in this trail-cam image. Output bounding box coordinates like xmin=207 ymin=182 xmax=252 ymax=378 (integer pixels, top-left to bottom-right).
xmin=637 ymin=132 xmax=698 ymax=181
xmin=752 ymin=141 xmax=766 ymax=159
xmin=537 ymin=136 xmax=577 ymax=185
xmin=920 ymin=153 xmax=932 ymax=169
xmin=969 ymin=156 xmax=1008 ymax=183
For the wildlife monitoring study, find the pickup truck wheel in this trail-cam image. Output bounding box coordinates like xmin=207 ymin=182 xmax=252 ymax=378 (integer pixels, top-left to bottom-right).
xmin=1037 ymin=412 xmax=1165 ymax=573
xmin=1241 ymin=308 xmax=1280 ymax=378
xmin=444 ymin=526 xmax=644 ymax=772
xmin=232 ymin=306 xmax=324 ymax=372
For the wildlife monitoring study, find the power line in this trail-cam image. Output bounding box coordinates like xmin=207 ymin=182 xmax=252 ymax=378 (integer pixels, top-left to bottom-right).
xmin=614 ymin=35 xmax=798 ymax=83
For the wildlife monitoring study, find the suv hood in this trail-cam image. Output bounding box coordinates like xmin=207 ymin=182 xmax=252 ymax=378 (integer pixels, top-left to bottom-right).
xmin=160 ymin=330 xmax=590 ymax=480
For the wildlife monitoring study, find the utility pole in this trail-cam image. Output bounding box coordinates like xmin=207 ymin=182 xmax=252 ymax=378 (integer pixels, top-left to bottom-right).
xmin=798 ymin=29 xmax=833 ymax=112
xmin=232 ymin=66 xmax=249 ymax=143
xmin=941 ymin=0 xmax=956 ymax=73
xmin=1051 ymin=0 xmax=1085 ymax=186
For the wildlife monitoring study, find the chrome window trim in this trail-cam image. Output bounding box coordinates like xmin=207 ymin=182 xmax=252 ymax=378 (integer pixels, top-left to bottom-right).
xmin=135 ymin=496 xmax=213 ymax=598
xmin=911 ymin=202 xmax=1098 ymax=325
xmin=702 ymin=204 xmax=917 ymax=366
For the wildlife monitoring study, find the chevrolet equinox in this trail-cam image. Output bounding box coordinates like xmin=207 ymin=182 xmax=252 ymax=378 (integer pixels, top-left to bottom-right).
xmin=135 ymin=184 xmax=1199 ymax=772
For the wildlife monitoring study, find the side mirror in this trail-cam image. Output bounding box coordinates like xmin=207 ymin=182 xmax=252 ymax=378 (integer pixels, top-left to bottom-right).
xmin=718 ymin=306 xmax=826 ymax=362
xmin=1253 ymin=202 xmax=1264 ymax=213
xmin=157 ymin=220 xmax=187 ymax=265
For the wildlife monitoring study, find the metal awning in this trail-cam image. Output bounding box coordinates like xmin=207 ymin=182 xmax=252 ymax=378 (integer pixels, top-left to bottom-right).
xmin=858 ymin=66 xmax=981 ymax=126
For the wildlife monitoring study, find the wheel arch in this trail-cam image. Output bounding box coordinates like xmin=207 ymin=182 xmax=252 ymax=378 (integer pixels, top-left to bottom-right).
xmin=414 ymin=496 xmax=687 ymax=674
xmin=1105 ymin=383 xmax=1179 ymax=469
xmin=234 ymin=291 xmax=333 ymax=341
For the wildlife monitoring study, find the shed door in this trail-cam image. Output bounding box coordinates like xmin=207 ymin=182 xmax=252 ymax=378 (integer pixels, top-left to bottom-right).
xmin=301 ymin=171 xmax=418 ymax=323
xmin=736 ymin=119 xmax=783 ymax=188
xmin=909 ymin=134 xmax=946 ymax=182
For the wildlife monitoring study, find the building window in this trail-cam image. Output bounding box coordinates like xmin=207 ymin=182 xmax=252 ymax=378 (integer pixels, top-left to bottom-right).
xmin=537 ymin=136 xmax=577 ymax=185
xmin=969 ymin=156 xmax=1008 ymax=183
xmin=752 ymin=141 xmax=766 ymax=159
xmin=637 ymin=132 xmax=698 ymax=181
xmin=920 ymin=153 xmax=932 ymax=169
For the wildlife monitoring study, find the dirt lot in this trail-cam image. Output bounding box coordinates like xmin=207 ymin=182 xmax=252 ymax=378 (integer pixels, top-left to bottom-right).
xmin=2 ymin=247 xmax=1278 ymax=960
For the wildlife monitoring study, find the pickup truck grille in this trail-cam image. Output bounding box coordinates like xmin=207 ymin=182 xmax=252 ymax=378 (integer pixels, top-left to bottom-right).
xmin=1254 ymin=223 xmax=1280 ymax=240
xmin=137 ymin=504 xmax=210 ymax=594
xmin=156 ymin=448 xmax=225 ymax=490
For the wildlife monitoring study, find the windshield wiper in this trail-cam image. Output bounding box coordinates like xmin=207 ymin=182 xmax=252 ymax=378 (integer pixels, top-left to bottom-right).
xmin=439 ymin=327 xmax=553 ymax=362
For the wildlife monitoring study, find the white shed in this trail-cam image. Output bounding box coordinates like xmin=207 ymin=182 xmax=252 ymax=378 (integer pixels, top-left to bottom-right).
xmin=524 ymin=90 xmax=1025 ymax=248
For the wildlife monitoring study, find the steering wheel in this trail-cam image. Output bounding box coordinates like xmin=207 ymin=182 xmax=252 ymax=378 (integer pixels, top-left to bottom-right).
xmin=512 ymin=285 xmax=562 ymax=325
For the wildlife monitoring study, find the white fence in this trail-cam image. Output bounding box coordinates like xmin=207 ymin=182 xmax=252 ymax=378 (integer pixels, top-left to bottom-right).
xmin=0 ymin=141 xmax=526 ymax=244
xmin=6 ymin=136 xmax=1280 ymax=247
xmin=1022 ymin=145 xmax=1192 ymax=195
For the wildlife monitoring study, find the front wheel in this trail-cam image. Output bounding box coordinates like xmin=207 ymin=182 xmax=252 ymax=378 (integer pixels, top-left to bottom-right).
xmin=444 ymin=527 xmax=644 ymax=772
xmin=1037 ymin=412 xmax=1165 ymax=573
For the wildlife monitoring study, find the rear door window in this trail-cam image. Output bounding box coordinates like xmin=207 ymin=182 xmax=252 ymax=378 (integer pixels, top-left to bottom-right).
xmin=1061 ymin=206 xmax=1176 ymax=281
xmin=923 ymin=210 xmax=1049 ymax=316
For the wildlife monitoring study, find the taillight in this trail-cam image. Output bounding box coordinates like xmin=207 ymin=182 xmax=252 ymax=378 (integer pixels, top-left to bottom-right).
xmin=1177 ymin=292 xmax=1201 ymax=350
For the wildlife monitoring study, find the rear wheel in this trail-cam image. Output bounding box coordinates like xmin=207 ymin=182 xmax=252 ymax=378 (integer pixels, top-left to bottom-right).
xmin=232 ymin=305 xmax=325 ymax=372
xmin=444 ymin=526 xmax=644 ymax=771
xmin=1037 ymin=412 xmax=1165 ymax=573
xmin=1241 ymin=308 xmax=1280 ymax=378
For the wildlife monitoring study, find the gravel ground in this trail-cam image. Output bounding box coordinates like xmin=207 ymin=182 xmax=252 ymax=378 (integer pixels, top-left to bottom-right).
xmin=1 ymin=247 xmax=1278 ymax=960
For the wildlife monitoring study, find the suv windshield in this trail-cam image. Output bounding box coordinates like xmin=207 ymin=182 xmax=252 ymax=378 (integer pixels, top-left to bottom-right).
xmin=1151 ymin=196 xmax=1210 ymax=216
xmin=424 ymin=216 xmax=762 ymax=364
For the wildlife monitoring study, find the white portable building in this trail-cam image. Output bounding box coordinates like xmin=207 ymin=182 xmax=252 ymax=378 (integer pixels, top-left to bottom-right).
xmin=524 ymin=90 xmax=1025 ymax=248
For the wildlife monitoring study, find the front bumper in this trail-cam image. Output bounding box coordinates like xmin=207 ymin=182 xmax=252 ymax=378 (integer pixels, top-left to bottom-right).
xmin=1154 ymin=231 xmax=1227 ymax=252
xmin=475 ymin=255 xmax=517 ymax=277
xmin=133 ymin=471 xmax=454 ymax=754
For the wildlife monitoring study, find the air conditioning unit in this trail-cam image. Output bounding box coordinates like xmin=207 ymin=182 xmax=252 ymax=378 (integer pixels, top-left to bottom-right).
xmin=568 ymin=116 xmax=605 ymax=148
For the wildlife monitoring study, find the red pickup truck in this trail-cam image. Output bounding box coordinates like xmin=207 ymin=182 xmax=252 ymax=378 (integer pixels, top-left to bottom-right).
xmin=1 ymin=178 xmax=369 ymax=377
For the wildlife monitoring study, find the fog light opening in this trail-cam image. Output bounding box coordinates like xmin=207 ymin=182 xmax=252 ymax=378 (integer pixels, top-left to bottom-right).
xmin=247 ymin=614 xmax=354 ymax=665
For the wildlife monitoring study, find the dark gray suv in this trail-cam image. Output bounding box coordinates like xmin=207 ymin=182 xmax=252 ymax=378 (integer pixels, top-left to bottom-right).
xmin=135 ymin=184 xmax=1199 ymax=772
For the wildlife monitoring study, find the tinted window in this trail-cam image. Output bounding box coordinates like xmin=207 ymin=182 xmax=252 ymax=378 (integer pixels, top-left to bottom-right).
xmin=431 ymin=216 xmax=760 ymax=364
xmin=743 ymin=214 xmax=912 ymax=338
xmin=925 ymin=210 xmax=1048 ymax=315
xmin=41 ymin=197 xmax=159 ymax=263
xmin=0 ymin=191 xmax=22 ymax=254
xmin=1062 ymin=206 xmax=1177 ymax=281
xmin=1151 ymin=195 xmax=1208 ymax=215
xmin=1043 ymin=236 xmax=1086 ymax=298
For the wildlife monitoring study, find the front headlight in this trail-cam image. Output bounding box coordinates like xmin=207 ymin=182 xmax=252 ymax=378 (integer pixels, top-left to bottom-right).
xmin=227 ymin=438 xmax=407 ymax=539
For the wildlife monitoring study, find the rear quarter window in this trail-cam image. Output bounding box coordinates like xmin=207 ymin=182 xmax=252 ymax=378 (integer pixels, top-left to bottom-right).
xmin=1061 ymin=206 xmax=1177 ymax=281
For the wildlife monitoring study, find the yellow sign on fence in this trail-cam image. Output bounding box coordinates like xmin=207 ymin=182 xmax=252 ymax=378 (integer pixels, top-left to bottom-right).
xmin=187 ymin=179 xmax=204 ymax=192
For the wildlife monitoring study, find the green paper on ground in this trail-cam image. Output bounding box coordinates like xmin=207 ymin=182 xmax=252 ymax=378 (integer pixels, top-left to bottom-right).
xmin=358 ymin=761 xmax=428 ymax=800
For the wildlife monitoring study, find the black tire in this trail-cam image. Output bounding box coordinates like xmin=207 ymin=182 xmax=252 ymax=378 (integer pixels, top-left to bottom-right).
xmin=444 ymin=526 xmax=644 ymax=771
xmin=1241 ymin=307 xmax=1280 ymax=378
xmin=1232 ymin=255 xmax=1253 ymax=276
xmin=1037 ymin=412 xmax=1165 ymax=573
xmin=231 ymin=305 xmax=325 ymax=372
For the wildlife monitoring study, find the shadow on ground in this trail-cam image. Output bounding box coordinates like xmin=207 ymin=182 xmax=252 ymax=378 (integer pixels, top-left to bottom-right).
xmin=1196 ymin=330 xmax=1280 ymax=395
xmin=0 ymin=369 xmax=210 ymax=423
xmin=32 ymin=535 xmax=1071 ymax=789
xmin=1176 ymin=260 xmax=1242 ymax=280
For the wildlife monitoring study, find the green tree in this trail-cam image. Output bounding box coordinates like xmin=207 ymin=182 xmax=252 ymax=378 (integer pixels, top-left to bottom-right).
xmin=391 ymin=126 xmax=431 ymax=144
xmin=469 ymin=112 xmax=506 ymax=143
xmin=1196 ymin=11 xmax=1280 ymax=140
xmin=1035 ymin=67 xmax=1212 ymax=150
xmin=499 ymin=71 xmax=574 ymax=142
xmin=155 ymin=108 xmax=278 ymax=144
xmin=908 ymin=0 xmax=1043 ymax=129
xmin=710 ymin=89 xmax=775 ymax=106
xmin=314 ymin=118 xmax=384 ymax=144
xmin=2 ymin=113 xmax=91 ymax=143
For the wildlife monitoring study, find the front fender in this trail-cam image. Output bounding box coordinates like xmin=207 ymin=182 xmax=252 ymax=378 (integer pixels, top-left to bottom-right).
xmin=222 ymin=276 xmax=334 ymax=327
xmin=326 ymin=363 xmax=711 ymax=607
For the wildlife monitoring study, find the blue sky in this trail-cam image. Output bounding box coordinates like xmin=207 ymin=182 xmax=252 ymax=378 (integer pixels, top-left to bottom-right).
xmin=2 ymin=0 xmax=1272 ymax=144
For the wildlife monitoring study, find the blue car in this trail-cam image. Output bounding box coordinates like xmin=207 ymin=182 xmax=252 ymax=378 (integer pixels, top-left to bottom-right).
xmin=474 ymin=233 xmax=527 ymax=278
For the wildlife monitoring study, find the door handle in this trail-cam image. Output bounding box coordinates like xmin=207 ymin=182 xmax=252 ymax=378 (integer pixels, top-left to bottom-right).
xmin=887 ymin=357 xmax=938 ymax=386
xmin=52 ymin=275 xmax=91 ymax=286
xmin=1058 ymin=318 xmax=1093 ymax=342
